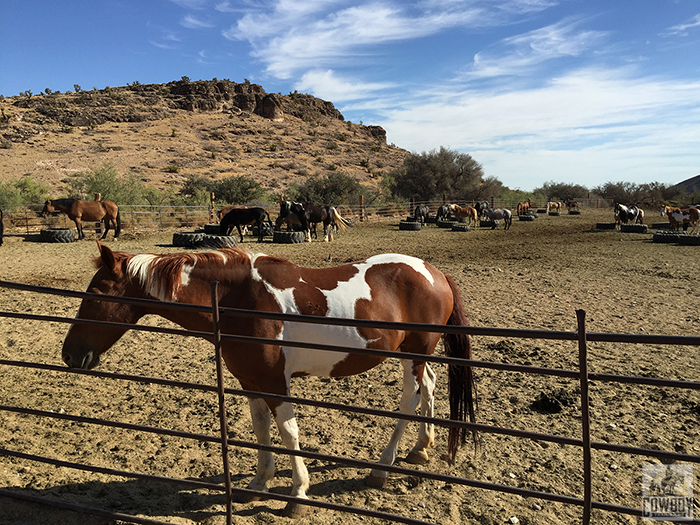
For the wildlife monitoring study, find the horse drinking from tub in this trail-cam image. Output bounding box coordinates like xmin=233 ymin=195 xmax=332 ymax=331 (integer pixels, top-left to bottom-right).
xmin=41 ymin=198 xmax=121 ymax=240
xmin=483 ymin=207 xmax=512 ymax=230
xmin=61 ymin=243 xmax=477 ymax=518
xmin=414 ymin=204 xmax=430 ymax=225
xmin=448 ymin=204 xmax=478 ymax=227
xmin=219 ymin=207 xmax=272 ymax=242
xmin=280 ymin=201 xmax=352 ymax=242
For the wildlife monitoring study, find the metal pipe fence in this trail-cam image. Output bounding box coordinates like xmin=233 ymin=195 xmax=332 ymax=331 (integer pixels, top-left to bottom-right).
xmin=0 ymin=279 xmax=697 ymax=525
xmin=0 ymin=198 xmax=614 ymax=237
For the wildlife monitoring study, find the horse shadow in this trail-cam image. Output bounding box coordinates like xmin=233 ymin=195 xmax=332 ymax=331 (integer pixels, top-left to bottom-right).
xmin=0 ymin=461 xmax=379 ymax=523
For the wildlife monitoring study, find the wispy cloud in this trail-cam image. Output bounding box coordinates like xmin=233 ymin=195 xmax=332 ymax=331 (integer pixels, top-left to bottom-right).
xmin=149 ymin=29 xmax=182 ymax=50
xmin=664 ymin=13 xmax=700 ymax=36
xmin=169 ymin=0 xmax=208 ymax=9
xmin=295 ymin=69 xmax=395 ymax=101
xmin=224 ymin=1 xmax=522 ymax=78
xmin=376 ymin=67 xmax=700 ymax=186
xmin=181 ymin=15 xmax=215 ymax=29
xmin=464 ymin=18 xmax=610 ymax=79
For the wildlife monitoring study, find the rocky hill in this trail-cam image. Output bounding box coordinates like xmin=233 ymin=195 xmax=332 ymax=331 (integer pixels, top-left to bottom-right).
xmin=0 ymin=78 xmax=409 ymax=197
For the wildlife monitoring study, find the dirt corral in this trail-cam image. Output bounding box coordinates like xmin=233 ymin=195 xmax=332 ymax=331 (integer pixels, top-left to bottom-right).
xmin=0 ymin=208 xmax=698 ymax=525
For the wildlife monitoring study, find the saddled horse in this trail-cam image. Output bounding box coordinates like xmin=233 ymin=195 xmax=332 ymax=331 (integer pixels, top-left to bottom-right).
xmin=219 ymin=207 xmax=272 ymax=242
xmin=42 ymin=198 xmax=121 ymax=240
xmin=483 ymin=207 xmax=512 ymax=230
xmin=614 ymin=203 xmax=640 ymax=229
xmin=448 ymin=204 xmax=478 ymax=227
xmin=61 ymin=243 xmax=478 ymax=517
xmin=414 ymin=204 xmax=430 ymax=225
xmin=282 ymin=201 xmax=352 ymax=242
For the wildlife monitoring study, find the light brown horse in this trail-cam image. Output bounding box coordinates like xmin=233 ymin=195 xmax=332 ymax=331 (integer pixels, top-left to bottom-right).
xmin=61 ymin=243 xmax=477 ymax=517
xmin=448 ymin=204 xmax=478 ymax=226
xmin=42 ymin=198 xmax=121 ymax=240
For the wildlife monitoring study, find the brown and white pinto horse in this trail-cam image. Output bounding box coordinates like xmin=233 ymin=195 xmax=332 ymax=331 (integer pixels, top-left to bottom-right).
xmin=61 ymin=243 xmax=477 ymax=517
xmin=661 ymin=205 xmax=700 ymax=233
xmin=448 ymin=204 xmax=478 ymax=226
xmin=42 ymin=198 xmax=121 ymax=240
xmin=546 ymin=201 xmax=561 ymax=213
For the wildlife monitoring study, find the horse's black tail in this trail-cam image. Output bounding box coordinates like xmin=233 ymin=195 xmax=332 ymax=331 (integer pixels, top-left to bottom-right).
xmin=443 ymin=275 xmax=478 ymax=463
xmin=115 ymin=210 xmax=122 ymax=238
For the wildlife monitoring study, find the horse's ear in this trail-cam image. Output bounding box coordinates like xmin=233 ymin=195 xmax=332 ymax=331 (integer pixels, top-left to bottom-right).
xmin=96 ymin=241 xmax=121 ymax=275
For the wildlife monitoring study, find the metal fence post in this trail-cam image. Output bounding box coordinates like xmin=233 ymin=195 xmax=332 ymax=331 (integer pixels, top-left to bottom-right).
xmin=210 ymin=281 xmax=233 ymax=525
xmin=576 ymin=309 xmax=592 ymax=524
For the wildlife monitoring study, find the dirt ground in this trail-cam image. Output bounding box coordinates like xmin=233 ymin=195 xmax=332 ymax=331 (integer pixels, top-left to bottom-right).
xmin=0 ymin=208 xmax=698 ymax=525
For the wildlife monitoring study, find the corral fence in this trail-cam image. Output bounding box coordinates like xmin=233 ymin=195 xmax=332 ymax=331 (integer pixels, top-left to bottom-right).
xmin=0 ymin=280 xmax=697 ymax=524
xmin=0 ymin=198 xmax=614 ymax=236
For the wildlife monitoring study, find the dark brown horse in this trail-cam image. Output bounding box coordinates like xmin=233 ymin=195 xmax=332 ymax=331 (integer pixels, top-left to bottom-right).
xmin=61 ymin=243 xmax=477 ymax=518
xmin=280 ymin=201 xmax=352 ymax=242
xmin=42 ymin=198 xmax=121 ymax=240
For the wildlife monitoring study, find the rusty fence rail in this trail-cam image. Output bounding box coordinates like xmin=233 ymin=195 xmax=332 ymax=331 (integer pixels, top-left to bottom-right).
xmin=0 ymin=280 xmax=698 ymax=525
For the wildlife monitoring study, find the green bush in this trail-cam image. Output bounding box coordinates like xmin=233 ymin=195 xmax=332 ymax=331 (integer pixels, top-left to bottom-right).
xmin=0 ymin=175 xmax=51 ymax=208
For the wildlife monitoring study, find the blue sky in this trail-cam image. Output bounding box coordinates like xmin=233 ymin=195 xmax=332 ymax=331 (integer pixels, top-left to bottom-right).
xmin=2 ymin=1 xmax=700 ymax=191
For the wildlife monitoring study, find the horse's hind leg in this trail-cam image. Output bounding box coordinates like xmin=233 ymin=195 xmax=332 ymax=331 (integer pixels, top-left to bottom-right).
xmin=100 ymin=218 xmax=110 ymax=240
xmin=74 ymin=218 xmax=84 ymax=239
xmin=270 ymin=401 xmax=311 ymax=517
xmin=367 ymin=360 xmax=422 ymax=488
xmin=407 ymin=363 xmax=436 ymax=464
xmin=243 ymin=397 xmax=276 ymax=499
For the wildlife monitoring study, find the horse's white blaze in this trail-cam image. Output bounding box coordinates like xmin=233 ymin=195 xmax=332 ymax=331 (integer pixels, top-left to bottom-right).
xmin=128 ymin=254 xmax=194 ymax=302
xmin=251 ymin=253 xmax=436 ymax=379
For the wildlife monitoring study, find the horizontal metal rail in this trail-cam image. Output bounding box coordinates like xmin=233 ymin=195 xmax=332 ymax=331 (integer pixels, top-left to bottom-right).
xmin=1 ymin=279 xmax=698 ymax=524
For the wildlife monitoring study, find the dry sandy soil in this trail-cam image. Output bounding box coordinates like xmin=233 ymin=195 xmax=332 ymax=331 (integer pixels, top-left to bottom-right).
xmin=0 ymin=209 xmax=698 ymax=525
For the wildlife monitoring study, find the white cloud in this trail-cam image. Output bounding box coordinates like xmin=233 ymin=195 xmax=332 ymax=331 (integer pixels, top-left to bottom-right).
xmin=181 ymin=15 xmax=215 ymax=29
xmin=224 ymin=2 xmax=491 ymax=78
xmin=169 ymin=0 xmax=207 ymax=9
xmin=465 ymin=18 xmax=610 ymax=78
xmin=294 ymin=69 xmax=394 ymax=101
xmin=374 ymin=68 xmax=700 ymax=188
xmin=665 ymin=13 xmax=700 ymax=36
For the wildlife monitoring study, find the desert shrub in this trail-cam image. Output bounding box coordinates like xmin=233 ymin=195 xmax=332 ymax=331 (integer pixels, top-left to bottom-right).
xmin=67 ymin=164 xmax=151 ymax=204
xmin=0 ymin=175 xmax=51 ymax=208
xmin=213 ymin=176 xmax=267 ymax=204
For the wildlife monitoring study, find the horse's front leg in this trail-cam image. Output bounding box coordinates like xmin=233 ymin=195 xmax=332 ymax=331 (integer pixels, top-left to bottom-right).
xmin=271 ymin=401 xmax=311 ymax=518
xmin=236 ymin=225 xmax=244 ymax=243
xmin=243 ymin=397 xmax=276 ymax=499
xmin=367 ymin=360 xmax=422 ymax=488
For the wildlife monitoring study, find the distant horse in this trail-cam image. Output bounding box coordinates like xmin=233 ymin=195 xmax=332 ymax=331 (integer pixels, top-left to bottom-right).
xmin=282 ymin=201 xmax=352 ymax=242
xmin=516 ymin=200 xmax=531 ymax=217
xmin=274 ymin=210 xmax=305 ymax=232
xmin=546 ymin=201 xmax=561 ymax=213
xmin=564 ymin=200 xmax=579 ymax=211
xmin=414 ymin=204 xmax=430 ymax=225
xmin=661 ymin=205 xmax=700 ymax=233
xmin=436 ymin=204 xmax=450 ymax=221
xmin=483 ymin=207 xmax=512 ymax=230
xmin=61 ymin=243 xmax=478 ymax=517
xmin=474 ymin=202 xmax=490 ymax=218
xmin=42 ymin=198 xmax=121 ymax=240
xmin=448 ymin=204 xmax=478 ymax=227
xmin=614 ymin=203 xmax=640 ymax=229
xmin=0 ymin=209 xmax=4 ymax=246
xmin=219 ymin=207 xmax=272 ymax=242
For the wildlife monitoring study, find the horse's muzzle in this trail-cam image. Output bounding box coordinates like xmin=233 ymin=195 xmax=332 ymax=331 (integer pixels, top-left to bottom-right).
xmin=62 ymin=350 xmax=98 ymax=370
